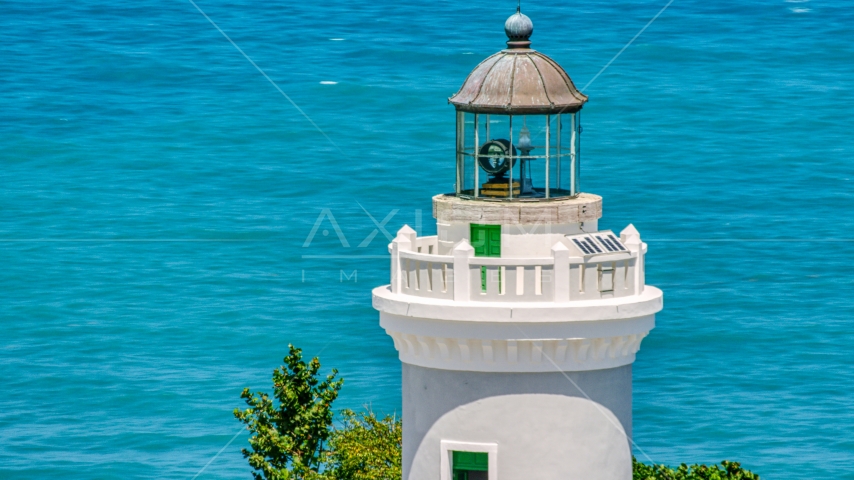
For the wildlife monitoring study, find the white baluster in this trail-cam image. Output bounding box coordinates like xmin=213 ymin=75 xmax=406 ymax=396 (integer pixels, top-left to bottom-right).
xmin=453 ymin=240 xmax=474 ymax=301
xmin=621 ymin=224 xmax=643 ymax=295
xmin=391 ymin=226 xmax=414 ymax=294
xmin=551 ymin=242 xmax=570 ymax=303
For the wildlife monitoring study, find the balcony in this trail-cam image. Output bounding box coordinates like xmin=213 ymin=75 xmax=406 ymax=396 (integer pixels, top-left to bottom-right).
xmin=389 ymin=225 xmax=646 ymax=304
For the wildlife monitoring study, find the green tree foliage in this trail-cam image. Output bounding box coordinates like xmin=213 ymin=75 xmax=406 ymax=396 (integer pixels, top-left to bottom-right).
xmin=324 ymin=409 xmax=402 ymax=480
xmin=234 ymin=345 xmax=344 ymax=480
xmin=633 ymin=457 xmax=760 ymax=480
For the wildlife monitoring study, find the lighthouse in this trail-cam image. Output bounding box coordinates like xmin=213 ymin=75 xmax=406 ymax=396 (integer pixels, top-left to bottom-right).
xmin=372 ymin=9 xmax=663 ymax=480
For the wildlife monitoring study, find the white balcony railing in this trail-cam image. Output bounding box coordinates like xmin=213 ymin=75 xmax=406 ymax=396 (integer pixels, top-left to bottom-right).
xmin=389 ymin=225 xmax=645 ymax=303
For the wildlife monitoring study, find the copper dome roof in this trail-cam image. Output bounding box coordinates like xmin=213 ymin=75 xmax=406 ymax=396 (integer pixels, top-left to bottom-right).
xmin=449 ymin=11 xmax=588 ymax=115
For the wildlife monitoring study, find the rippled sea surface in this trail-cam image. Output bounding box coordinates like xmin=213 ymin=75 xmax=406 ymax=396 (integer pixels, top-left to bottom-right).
xmin=2 ymin=1 xmax=853 ymax=478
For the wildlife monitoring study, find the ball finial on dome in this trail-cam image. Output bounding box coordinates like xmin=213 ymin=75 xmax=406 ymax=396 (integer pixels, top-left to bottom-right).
xmin=504 ymin=6 xmax=533 ymax=48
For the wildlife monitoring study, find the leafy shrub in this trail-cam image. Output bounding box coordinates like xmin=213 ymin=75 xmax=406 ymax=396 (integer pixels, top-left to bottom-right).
xmin=234 ymin=346 xmax=401 ymax=480
xmin=324 ymin=409 xmax=402 ymax=480
xmin=234 ymin=344 xmax=343 ymax=480
xmin=633 ymin=457 xmax=760 ymax=480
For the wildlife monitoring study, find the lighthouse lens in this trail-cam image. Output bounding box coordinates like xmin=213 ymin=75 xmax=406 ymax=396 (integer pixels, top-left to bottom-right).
xmin=477 ymin=139 xmax=516 ymax=176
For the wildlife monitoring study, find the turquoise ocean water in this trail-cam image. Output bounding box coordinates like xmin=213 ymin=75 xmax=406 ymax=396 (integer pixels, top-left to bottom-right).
xmin=2 ymin=1 xmax=853 ymax=478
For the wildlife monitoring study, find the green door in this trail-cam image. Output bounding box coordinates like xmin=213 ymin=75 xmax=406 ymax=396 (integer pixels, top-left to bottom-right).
xmin=471 ymin=224 xmax=501 ymax=258
xmin=453 ymin=451 xmax=488 ymax=480
xmin=471 ymin=224 xmax=500 ymax=292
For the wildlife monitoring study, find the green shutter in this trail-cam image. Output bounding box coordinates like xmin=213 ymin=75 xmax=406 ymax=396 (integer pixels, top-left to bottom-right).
xmin=453 ymin=451 xmax=489 ymax=472
xmin=470 ymin=224 xmax=501 ymax=258
xmin=470 ymin=224 xmax=501 ymax=293
xmin=487 ymin=226 xmax=501 ymax=257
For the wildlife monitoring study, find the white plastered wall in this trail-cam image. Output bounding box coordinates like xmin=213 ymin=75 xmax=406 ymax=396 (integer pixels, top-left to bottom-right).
xmin=402 ymin=363 xmax=633 ymax=480
xmin=437 ymin=221 xmax=469 ymax=255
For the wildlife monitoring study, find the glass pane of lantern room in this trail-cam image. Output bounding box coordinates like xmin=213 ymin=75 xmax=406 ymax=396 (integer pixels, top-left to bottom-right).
xmin=555 ymin=113 xmax=570 ymax=197
xmin=461 ymin=112 xmax=476 ymax=196
xmin=475 ymin=114 xmax=518 ymax=199
xmin=543 ymin=114 xmax=556 ymax=198
xmin=456 ymin=111 xmax=464 ymax=195
xmin=477 ymin=114 xmax=491 ymax=197
xmin=559 ymin=112 xmax=579 ymax=196
xmin=508 ymin=115 xmax=521 ymax=199
xmin=516 ymin=115 xmax=543 ymax=198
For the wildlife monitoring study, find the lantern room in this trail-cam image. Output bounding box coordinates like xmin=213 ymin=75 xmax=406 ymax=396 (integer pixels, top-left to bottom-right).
xmin=450 ymin=8 xmax=588 ymax=200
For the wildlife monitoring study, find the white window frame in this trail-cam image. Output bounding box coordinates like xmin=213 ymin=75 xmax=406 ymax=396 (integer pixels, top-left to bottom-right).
xmin=440 ymin=440 xmax=498 ymax=480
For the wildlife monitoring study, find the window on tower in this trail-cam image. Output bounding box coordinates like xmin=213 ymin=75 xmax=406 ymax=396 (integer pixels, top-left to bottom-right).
xmin=452 ymin=451 xmax=489 ymax=480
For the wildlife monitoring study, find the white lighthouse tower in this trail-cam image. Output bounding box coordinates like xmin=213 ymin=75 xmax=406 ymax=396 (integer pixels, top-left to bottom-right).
xmin=372 ymin=9 xmax=663 ymax=480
